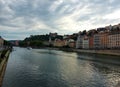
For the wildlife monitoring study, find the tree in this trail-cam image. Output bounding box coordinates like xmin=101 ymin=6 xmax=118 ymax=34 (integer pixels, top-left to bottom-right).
xmin=4 ymin=40 xmax=11 ymax=46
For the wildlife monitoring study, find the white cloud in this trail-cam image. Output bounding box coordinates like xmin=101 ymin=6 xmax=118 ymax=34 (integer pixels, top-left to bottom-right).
xmin=69 ymin=0 xmax=79 ymax=4
xmin=54 ymin=15 xmax=80 ymax=33
xmin=31 ymin=21 xmax=51 ymax=30
xmin=103 ymin=10 xmax=120 ymax=20
xmin=58 ymin=5 xmax=71 ymax=14
xmin=0 ymin=0 xmax=120 ymax=40
xmin=49 ymin=0 xmax=63 ymax=12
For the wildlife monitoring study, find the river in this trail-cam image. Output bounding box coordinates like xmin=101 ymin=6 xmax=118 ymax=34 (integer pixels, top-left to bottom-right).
xmin=2 ymin=47 xmax=120 ymax=87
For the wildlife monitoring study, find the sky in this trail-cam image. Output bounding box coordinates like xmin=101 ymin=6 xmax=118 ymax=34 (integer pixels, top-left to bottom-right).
xmin=0 ymin=0 xmax=120 ymax=40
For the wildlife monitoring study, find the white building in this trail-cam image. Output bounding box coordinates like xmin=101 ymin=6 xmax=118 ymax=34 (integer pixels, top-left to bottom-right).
xmin=108 ymin=33 xmax=120 ymax=48
xmin=83 ymin=38 xmax=89 ymax=49
xmin=93 ymin=34 xmax=101 ymax=49
xmin=76 ymin=35 xmax=84 ymax=49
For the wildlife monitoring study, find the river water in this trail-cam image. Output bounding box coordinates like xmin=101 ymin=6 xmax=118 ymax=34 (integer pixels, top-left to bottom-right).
xmin=2 ymin=47 xmax=120 ymax=87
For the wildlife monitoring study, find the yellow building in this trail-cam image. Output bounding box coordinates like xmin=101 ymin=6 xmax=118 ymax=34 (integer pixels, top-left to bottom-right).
xmin=68 ymin=39 xmax=75 ymax=48
xmin=53 ymin=39 xmax=64 ymax=47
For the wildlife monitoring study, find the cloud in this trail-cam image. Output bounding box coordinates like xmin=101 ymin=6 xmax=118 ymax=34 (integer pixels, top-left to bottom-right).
xmin=0 ymin=0 xmax=120 ymax=40
xmin=49 ymin=0 xmax=63 ymax=12
xmin=103 ymin=10 xmax=120 ymax=20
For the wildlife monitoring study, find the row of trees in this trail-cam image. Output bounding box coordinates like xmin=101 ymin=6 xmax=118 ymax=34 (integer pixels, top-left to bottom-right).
xmin=24 ymin=35 xmax=50 ymax=41
xmin=19 ymin=40 xmax=44 ymax=47
xmin=24 ymin=34 xmax=63 ymax=41
xmin=19 ymin=34 xmax=64 ymax=47
xmin=4 ymin=40 xmax=11 ymax=46
xmin=19 ymin=35 xmax=50 ymax=47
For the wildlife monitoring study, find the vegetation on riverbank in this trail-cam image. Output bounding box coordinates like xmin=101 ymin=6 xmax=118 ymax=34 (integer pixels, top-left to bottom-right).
xmin=0 ymin=50 xmax=11 ymax=87
xmin=19 ymin=40 xmax=45 ymax=47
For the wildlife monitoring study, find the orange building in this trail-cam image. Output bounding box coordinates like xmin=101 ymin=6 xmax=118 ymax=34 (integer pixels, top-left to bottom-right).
xmin=89 ymin=36 xmax=94 ymax=49
xmin=93 ymin=33 xmax=109 ymax=49
xmin=100 ymin=33 xmax=109 ymax=49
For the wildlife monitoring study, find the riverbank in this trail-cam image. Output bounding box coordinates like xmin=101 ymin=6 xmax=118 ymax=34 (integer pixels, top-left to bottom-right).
xmin=72 ymin=49 xmax=120 ymax=56
xmin=37 ymin=47 xmax=120 ymax=56
xmin=0 ymin=50 xmax=10 ymax=87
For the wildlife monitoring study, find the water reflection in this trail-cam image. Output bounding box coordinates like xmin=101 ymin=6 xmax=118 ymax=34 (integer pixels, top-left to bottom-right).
xmin=2 ymin=47 xmax=120 ymax=87
xmin=77 ymin=53 xmax=120 ymax=87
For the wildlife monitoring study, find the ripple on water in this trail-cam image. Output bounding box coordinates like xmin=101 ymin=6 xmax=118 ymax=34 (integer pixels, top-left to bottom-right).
xmin=2 ymin=47 xmax=120 ymax=87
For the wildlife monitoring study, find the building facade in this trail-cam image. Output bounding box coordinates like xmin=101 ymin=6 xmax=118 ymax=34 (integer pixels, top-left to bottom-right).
xmin=76 ymin=35 xmax=84 ymax=49
xmin=83 ymin=38 xmax=89 ymax=49
xmin=53 ymin=39 xmax=64 ymax=47
xmin=0 ymin=36 xmax=4 ymax=47
xmin=76 ymin=23 xmax=120 ymax=50
xmin=89 ymin=36 xmax=94 ymax=49
xmin=93 ymin=34 xmax=101 ymax=49
xmin=68 ymin=39 xmax=75 ymax=48
xmin=100 ymin=33 xmax=108 ymax=49
xmin=108 ymin=32 xmax=120 ymax=49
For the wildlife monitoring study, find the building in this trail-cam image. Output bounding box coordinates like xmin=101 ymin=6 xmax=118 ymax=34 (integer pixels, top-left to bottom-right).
xmin=76 ymin=34 xmax=84 ymax=49
xmin=83 ymin=39 xmax=89 ymax=49
xmin=63 ymin=35 xmax=69 ymax=46
xmin=93 ymin=34 xmax=101 ymax=49
xmin=9 ymin=40 xmax=19 ymax=46
xmin=100 ymin=33 xmax=109 ymax=49
xmin=105 ymin=25 xmax=112 ymax=32
xmin=83 ymin=36 xmax=89 ymax=49
xmin=53 ymin=39 xmax=64 ymax=47
xmin=15 ymin=40 xmax=19 ymax=46
xmin=94 ymin=33 xmax=109 ymax=49
xmin=107 ymin=24 xmax=120 ymax=49
xmin=108 ymin=32 xmax=120 ymax=49
xmin=68 ymin=39 xmax=75 ymax=48
xmin=49 ymin=32 xmax=59 ymax=46
xmin=49 ymin=32 xmax=57 ymax=37
xmin=0 ymin=36 xmax=4 ymax=47
xmin=89 ymin=36 xmax=94 ymax=49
